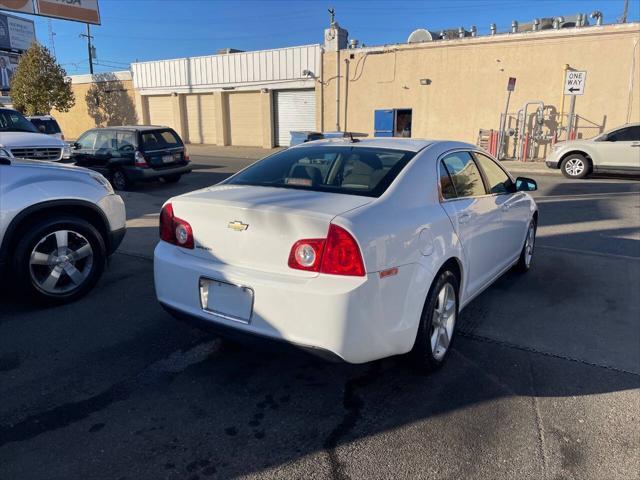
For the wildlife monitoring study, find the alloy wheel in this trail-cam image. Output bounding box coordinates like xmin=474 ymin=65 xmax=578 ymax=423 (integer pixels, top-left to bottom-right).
xmin=430 ymin=282 xmax=456 ymax=361
xmin=565 ymin=158 xmax=585 ymax=176
xmin=524 ymin=222 xmax=535 ymax=267
xmin=112 ymin=171 xmax=127 ymax=190
xmin=29 ymin=229 xmax=94 ymax=295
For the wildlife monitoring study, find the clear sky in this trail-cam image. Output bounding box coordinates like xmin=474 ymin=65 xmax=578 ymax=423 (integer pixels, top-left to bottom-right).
xmin=7 ymin=0 xmax=640 ymax=75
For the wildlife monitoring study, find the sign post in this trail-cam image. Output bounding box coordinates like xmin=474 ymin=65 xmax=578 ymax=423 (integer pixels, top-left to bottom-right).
xmin=497 ymin=77 xmax=516 ymax=160
xmin=564 ymin=70 xmax=587 ymax=139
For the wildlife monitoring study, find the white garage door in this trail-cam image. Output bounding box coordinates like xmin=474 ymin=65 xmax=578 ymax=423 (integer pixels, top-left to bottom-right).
xmin=274 ymin=90 xmax=316 ymax=147
xmin=147 ymin=95 xmax=174 ymax=128
xmin=185 ymin=93 xmax=217 ymax=144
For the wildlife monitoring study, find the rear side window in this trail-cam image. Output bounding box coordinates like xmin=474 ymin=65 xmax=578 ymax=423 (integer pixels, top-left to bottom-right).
xmin=441 ymin=152 xmax=486 ymax=198
xmin=474 ymin=153 xmax=514 ymax=194
xmin=30 ymin=118 xmax=61 ymax=134
xmin=117 ymin=131 xmax=137 ymax=152
xmin=141 ymin=129 xmax=182 ymax=150
xmin=226 ymin=146 xmax=416 ymax=197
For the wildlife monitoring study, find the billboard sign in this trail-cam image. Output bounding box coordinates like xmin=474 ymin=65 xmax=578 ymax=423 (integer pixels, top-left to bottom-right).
xmin=0 ymin=12 xmax=36 ymax=51
xmin=35 ymin=0 xmax=100 ymax=25
xmin=0 ymin=0 xmax=36 ymax=14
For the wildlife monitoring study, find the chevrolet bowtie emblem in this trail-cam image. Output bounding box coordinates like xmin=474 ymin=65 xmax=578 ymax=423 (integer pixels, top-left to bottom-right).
xmin=228 ymin=221 xmax=249 ymax=232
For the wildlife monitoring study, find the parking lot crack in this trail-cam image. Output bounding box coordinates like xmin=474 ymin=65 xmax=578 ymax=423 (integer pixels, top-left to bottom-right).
xmin=323 ymin=363 xmax=381 ymax=480
xmin=527 ymin=354 xmax=549 ymax=480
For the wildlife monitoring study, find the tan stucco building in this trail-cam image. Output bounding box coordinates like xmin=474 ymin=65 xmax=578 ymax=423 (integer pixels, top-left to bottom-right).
xmin=321 ymin=22 xmax=640 ymax=159
xmin=52 ymin=71 xmax=138 ymax=140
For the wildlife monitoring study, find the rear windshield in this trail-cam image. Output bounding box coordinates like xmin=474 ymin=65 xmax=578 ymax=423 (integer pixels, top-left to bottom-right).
xmin=225 ymin=146 xmax=416 ymax=197
xmin=140 ymin=129 xmax=182 ymax=150
xmin=29 ymin=118 xmax=61 ymax=134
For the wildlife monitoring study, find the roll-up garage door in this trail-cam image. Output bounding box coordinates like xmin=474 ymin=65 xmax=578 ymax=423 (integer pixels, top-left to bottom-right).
xmin=184 ymin=93 xmax=217 ymax=144
xmin=147 ymin=95 xmax=174 ymax=128
xmin=228 ymin=92 xmax=262 ymax=147
xmin=274 ymin=90 xmax=316 ymax=147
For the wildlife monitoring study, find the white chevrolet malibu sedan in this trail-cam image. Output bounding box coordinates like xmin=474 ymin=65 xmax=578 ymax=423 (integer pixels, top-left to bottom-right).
xmin=154 ymin=138 xmax=538 ymax=369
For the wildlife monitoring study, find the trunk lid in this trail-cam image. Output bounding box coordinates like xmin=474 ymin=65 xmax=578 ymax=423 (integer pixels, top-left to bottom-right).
xmin=170 ymin=185 xmax=372 ymax=275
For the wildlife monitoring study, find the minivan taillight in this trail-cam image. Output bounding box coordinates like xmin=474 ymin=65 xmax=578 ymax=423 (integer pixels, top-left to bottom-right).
xmin=183 ymin=147 xmax=190 ymax=163
xmin=159 ymin=203 xmax=194 ymax=249
xmin=288 ymin=224 xmax=365 ymax=276
xmin=135 ymin=150 xmax=149 ymax=168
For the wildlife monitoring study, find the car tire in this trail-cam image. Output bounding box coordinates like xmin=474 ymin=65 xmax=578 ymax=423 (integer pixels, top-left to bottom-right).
xmin=12 ymin=216 xmax=106 ymax=305
xmin=560 ymin=154 xmax=590 ymax=179
xmin=111 ymin=169 xmax=131 ymax=191
xmin=162 ymin=174 xmax=182 ymax=184
xmin=514 ymin=218 xmax=537 ymax=273
xmin=410 ymin=269 xmax=459 ymax=371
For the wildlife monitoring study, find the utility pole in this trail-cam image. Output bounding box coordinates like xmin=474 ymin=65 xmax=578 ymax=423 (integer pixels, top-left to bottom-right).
xmin=79 ymin=24 xmax=94 ymax=74
xmin=620 ymin=0 xmax=629 ymax=23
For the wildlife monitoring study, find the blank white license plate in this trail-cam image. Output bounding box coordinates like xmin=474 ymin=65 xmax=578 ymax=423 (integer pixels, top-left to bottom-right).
xmin=199 ymin=278 xmax=254 ymax=323
xmin=162 ymin=155 xmax=174 ymax=163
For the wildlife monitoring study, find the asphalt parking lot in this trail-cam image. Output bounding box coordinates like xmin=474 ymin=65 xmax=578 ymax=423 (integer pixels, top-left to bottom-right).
xmin=1 ymin=152 xmax=639 ymax=480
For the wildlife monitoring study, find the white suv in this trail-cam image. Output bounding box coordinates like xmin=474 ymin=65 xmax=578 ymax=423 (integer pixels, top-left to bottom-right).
xmin=0 ymin=154 xmax=126 ymax=303
xmin=0 ymin=108 xmax=70 ymax=161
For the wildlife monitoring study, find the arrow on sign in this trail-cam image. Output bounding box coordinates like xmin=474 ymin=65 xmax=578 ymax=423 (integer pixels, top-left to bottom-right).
xmin=568 ymin=87 xmax=580 ymax=93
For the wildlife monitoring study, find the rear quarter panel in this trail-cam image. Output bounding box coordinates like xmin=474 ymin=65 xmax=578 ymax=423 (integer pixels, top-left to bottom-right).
xmin=334 ymin=147 xmax=464 ymax=353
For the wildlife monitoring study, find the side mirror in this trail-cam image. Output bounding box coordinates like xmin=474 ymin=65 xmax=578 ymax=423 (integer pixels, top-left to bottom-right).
xmin=72 ymin=142 xmax=81 ymax=150
xmin=515 ymin=177 xmax=537 ymax=192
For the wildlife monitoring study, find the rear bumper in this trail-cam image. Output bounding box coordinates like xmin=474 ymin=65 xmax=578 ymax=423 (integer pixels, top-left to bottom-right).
xmin=125 ymin=163 xmax=192 ymax=181
xmin=154 ymin=241 xmax=426 ymax=364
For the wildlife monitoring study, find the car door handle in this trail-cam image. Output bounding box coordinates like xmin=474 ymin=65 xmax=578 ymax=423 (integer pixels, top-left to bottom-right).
xmin=458 ymin=212 xmax=472 ymax=224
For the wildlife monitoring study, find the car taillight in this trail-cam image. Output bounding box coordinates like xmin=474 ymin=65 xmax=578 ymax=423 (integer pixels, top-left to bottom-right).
xmin=135 ymin=150 xmax=149 ymax=168
xmin=183 ymin=147 xmax=190 ymax=163
xmin=288 ymin=239 xmax=325 ymax=271
xmin=288 ymin=224 xmax=365 ymax=276
xmin=159 ymin=203 xmax=194 ymax=249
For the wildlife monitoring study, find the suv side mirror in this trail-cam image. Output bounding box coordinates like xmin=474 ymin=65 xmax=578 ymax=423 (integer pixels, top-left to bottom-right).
xmin=72 ymin=142 xmax=81 ymax=150
xmin=515 ymin=177 xmax=537 ymax=192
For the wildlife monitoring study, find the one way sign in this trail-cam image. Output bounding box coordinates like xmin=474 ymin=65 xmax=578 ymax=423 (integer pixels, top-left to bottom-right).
xmin=564 ymin=70 xmax=587 ymax=95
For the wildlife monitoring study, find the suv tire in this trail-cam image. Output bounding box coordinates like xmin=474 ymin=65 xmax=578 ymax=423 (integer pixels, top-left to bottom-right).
xmin=561 ymin=154 xmax=590 ymax=179
xmin=111 ymin=169 xmax=131 ymax=191
xmin=13 ymin=216 xmax=106 ymax=304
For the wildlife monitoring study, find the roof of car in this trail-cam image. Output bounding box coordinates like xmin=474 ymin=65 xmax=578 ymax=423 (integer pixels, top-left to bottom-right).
xmin=87 ymin=125 xmax=174 ymax=132
xmin=293 ymin=137 xmax=475 ymax=153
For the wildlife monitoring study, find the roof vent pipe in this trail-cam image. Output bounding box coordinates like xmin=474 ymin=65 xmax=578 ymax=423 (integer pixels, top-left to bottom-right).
xmin=553 ymin=17 xmax=563 ymax=29
xmin=576 ymin=13 xmax=584 ymax=27
xmin=440 ymin=30 xmax=449 ymax=40
xmin=511 ymin=20 xmax=518 ymax=33
xmin=470 ymin=25 xmax=477 ymax=37
xmin=590 ymin=11 xmax=603 ymax=26
xmin=349 ymin=38 xmax=359 ymax=48
xmin=490 ymin=23 xmax=497 ymax=35
xmin=533 ymin=18 xmax=540 ymax=31
xmin=458 ymin=27 xmax=465 ymax=38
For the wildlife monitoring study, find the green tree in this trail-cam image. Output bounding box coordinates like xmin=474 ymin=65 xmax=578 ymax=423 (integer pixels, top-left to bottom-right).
xmin=10 ymin=43 xmax=75 ymax=115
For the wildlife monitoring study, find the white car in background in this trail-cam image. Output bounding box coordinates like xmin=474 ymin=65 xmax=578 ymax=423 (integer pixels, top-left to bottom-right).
xmin=154 ymin=138 xmax=538 ymax=368
xmin=0 ymin=108 xmax=71 ymax=161
xmin=0 ymin=154 xmax=126 ymax=304
xmin=26 ymin=114 xmax=65 ymax=141
xmin=546 ymin=122 xmax=640 ymax=178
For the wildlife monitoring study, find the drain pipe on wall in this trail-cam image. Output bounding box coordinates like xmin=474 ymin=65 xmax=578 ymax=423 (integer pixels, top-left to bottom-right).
xmin=343 ymin=58 xmax=349 ymax=132
xmin=627 ymin=37 xmax=639 ymax=124
xmin=335 ymin=50 xmax=340 ymax=131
